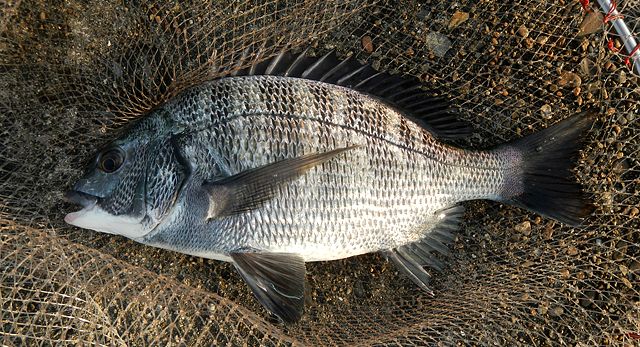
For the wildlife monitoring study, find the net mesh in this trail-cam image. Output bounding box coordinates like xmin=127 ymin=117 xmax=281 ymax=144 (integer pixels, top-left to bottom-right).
xmin=1 ymin=0 xmax=639 ymax=345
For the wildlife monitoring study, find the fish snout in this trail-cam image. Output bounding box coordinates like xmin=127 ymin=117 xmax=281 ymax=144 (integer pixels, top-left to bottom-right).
xmin=63 ymin=190 xmax=98 ymax=209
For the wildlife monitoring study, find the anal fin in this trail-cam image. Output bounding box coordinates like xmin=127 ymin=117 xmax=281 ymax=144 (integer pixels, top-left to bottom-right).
xmin=231 ymin=252 xmax=306 ymax=323
xmin=382 ymin=205 xmax=464 ymax=294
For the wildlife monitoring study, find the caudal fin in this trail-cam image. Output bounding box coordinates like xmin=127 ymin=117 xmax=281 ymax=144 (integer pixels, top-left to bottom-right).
xmin=501 ymin=110 xmax=597 ymax=227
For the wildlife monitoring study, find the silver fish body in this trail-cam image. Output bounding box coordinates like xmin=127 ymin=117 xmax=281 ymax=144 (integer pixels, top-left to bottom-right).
xmin=140 ymin=76 xmax=514 ymax=260
xmin=64 ymin=52 xmax=594 ymax=322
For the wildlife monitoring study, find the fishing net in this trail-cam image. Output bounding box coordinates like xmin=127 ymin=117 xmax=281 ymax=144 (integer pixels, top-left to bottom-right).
xmin=1 ymin=0 xmax=639 ymax=345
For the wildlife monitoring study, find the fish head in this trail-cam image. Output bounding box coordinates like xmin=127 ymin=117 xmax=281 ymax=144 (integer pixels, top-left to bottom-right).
xmin=64 ymin=113 xmax=186 ymax=239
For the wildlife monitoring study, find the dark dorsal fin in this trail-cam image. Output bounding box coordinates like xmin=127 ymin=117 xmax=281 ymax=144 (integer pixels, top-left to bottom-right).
xmin=230 ymin=48 xmax=472 ymax=141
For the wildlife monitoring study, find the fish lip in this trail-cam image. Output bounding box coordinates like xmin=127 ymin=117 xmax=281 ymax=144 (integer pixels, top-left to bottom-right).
xmin=63 ymin=190 xmax=98 ymax=209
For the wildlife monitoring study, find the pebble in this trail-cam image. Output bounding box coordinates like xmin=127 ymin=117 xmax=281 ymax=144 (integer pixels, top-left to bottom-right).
xmin=604 ymin=61 xmax=616 ymax=71
xmin=579 ymin=58 xmax=600 ymax=76
xmin=424 ymin=33 xmax=452 ymax=57
xmin=549 ymin=306 xmax=563 ymax=317
xmin=617 ymin=70 xmax=627 ymax=84
xmin=619 ymin=265 xmax=629 ymax=276
xmin=579 ymin=11 xmax=604 ymax=36
xmin=580 ymin=290 xmax=596 ymax=307
xmin=612 ymin=159 xmax=629 ymax=175
xmin=630 ymin=207 xmax=639 ymax=218
xmin=362 ymin=36 xmax=373 ymax=53
xmin=580 ymin=38 xmax=589 ymax=52
xmin=613 ymin=251 xmax=624 ymax=261
xmin=536 ymin=35 xmax=548 ymax=45
xmin=416 ymin=8 xmax=431 ymax=20
xmin=558 ymin=72 xmax=581 ymax=88
xmin=572 ymin=87 xmax=581 ymax=96
xmin=448 ymin=11 xmax=469 ymax=29
xmin=517 ymin=25 xmax=529 ymax=38
xmin=540 ymin=104 xmax=552 ymax=119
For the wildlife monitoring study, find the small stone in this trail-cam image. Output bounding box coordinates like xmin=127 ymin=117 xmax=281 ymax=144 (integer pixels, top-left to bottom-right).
xmin=448 ymin=11 xmax=469 ymax=29
xmin=581 ymin=38 xmax=589 ymax=52
xmin=536 ymin=35 xmax=548 ymax=45
xmin=549 ymin=306 xmax=563 ymax=317
xmin=572 ymin=87 xmax=581 ymax=96
xmin=619 ymin=265 xmax=629 ymax=275
xmin=517 ymin=25 xmax=529 ymax=38
xmin=567 ymin=247 xmax=578 ymax=256
xmin=540 ymin=104 xmax=552 ymax=119
xmin=523 ymin=38 xmax=533 ymax=49
xmin=515 ymin=221 xmax=531 ymax=234
xmin=416 ymin=8 xmax=431 ymax=20
xmin=580 ymin=291 xmax=596 ymax=307
xmin=617 ymin=70 xmax=627 ymax=84
xmin=579 ymin=11 xmax=604 ymax=36
xmin=40 ymin=12 xmax=46 ymax=21
xmin=424 ymin=33 xmax=452 ymax=57
xmin=362 ymin=36 xmax=373 ymax=53
xmin=630 ymin=207 xmax=639 ymax=217
xmin=558 ymin=72 xmax=581 ymax=88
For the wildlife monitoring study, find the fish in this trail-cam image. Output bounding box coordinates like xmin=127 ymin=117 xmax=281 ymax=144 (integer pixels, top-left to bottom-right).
xmin=63 ymin=48 xmax=596 ymax=323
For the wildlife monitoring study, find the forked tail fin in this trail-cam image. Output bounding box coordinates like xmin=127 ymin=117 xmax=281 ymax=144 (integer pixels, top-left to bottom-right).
xmin=499 ymin=110 xmax=597 ymax=227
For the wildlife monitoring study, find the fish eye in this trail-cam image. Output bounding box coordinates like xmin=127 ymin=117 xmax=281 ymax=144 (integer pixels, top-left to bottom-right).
xmin=98 ymin=148 xmax=125 ymax=173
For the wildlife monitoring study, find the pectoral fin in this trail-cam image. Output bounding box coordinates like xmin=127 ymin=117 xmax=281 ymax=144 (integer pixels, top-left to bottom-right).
xmin=203 ymin=146 xmax=357 ymax=219
xmin=231 ymin=252 xmax=306 ymax=323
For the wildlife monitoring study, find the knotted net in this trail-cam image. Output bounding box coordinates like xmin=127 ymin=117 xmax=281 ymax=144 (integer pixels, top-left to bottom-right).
xmin=1 ymin=0 xmax=639 ymax=345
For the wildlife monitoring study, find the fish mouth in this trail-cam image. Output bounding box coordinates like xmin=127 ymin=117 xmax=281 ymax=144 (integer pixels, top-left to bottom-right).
xmin=63 ymin=190 xmax=98 ymax=209
xmin=63 ymin=190 xmax=98 ymax=224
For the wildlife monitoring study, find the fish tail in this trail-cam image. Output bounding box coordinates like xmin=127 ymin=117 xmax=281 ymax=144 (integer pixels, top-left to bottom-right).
xmin=499 ymin=109 xmax=597 ymax=227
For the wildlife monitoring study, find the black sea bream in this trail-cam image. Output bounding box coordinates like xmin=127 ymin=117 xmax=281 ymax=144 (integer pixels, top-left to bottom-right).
xmin=64 ymin=49 xmax=595 ymax=322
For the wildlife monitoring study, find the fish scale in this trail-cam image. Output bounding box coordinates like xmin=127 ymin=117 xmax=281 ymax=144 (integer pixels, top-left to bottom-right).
xmin=64 ymin=51 xmax=595 ymax=322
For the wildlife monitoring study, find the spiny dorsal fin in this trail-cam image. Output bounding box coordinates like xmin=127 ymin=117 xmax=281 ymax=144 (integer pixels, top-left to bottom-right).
xmin=229 ymin=46 xmax=472 ymax=141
